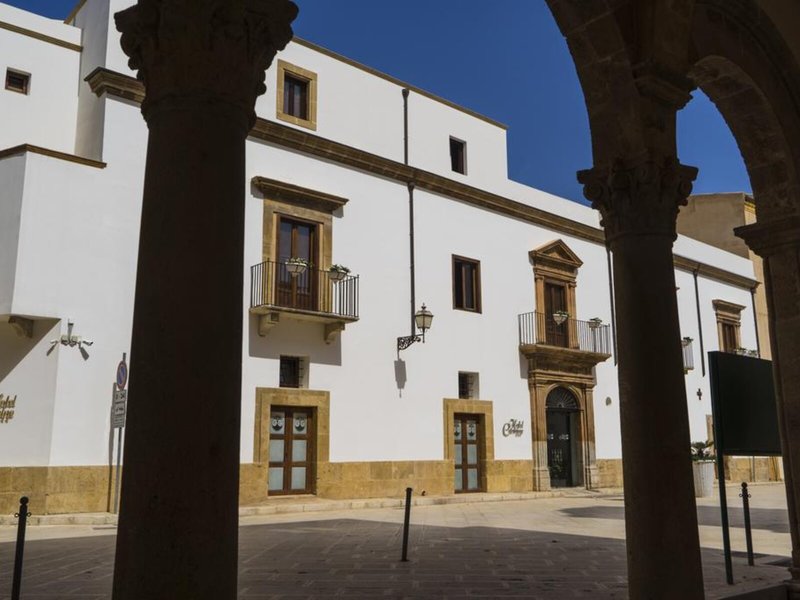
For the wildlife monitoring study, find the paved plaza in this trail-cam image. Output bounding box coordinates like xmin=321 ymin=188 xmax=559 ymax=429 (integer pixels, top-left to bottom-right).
xmin=0 ymin=484 xmax=792 ymax=599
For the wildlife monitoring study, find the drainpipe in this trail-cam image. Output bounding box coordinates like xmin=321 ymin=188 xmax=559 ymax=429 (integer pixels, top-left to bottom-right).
xmin=403 ymin=88 xmax=416 ymax=335
xmin=693 ymin=267 xmax=706 ymax=376
xmin=750 ymin=285 xmax=761 ymax=356
xmin=605 ymin=245 xmax=617 ymax=365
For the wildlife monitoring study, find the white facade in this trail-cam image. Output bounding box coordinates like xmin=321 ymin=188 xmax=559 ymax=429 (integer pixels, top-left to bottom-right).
xmin=0 ymin=0 xmax=762 ymax=506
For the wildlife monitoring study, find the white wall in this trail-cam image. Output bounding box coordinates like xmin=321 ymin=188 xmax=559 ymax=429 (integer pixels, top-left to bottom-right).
xmin=0 ymin=154 xmax=25 ymax=314
xmin=0 ymin=319 xmax=60 ymax=466
xmin=0 ymin=3 xmax=81 ymax=153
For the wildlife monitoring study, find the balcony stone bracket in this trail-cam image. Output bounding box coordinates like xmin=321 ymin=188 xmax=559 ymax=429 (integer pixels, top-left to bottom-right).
xmin=257 ymin=312 xmax=281 ymax=337
xmin=254 ymin=309 xmax=348 ymax=344
xmin=8 ymin=316 xmax=34 ymax=338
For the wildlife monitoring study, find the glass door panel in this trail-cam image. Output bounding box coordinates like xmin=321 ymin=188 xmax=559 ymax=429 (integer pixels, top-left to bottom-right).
xmin=268 ymin=407 xmax=313 ymax=495
xmin=454 ymin=414 xmax=483 ymax=493
xmin=276 ymin=217 xmax=317 ymax=310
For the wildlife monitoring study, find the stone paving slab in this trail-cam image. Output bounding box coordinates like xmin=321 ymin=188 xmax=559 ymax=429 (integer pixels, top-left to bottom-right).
xmin=0 ymin=484 xmax=792 ymax=599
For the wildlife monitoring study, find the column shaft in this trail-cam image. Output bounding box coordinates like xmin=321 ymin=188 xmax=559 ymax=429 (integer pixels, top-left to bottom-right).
xmin=112 ymin=103 xmax=248 ymax=600
xmin=612 ymin=234 xmax=704 ymax=598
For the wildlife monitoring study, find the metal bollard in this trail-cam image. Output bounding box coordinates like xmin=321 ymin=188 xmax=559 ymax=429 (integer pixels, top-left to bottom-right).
xmin=401 ymin=487 xmax=412 ymax=562
xmin=740 ymin=482 xmax=754 ymax=566
xmin=11 ymin=496 xmax=31 ymax=600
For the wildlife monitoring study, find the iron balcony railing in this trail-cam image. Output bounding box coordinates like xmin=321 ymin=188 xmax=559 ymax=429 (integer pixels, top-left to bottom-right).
xmin=250 ymin=260 xmax=359 ymax=319
xmin=518 ymin=311 xmax=611 ymax=354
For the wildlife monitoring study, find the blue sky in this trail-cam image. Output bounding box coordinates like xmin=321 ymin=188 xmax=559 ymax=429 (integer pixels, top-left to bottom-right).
xmin=7 ymin=0 xmax=751 ymax=204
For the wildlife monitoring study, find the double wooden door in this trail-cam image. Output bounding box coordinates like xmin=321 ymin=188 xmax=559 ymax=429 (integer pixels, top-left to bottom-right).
xmin=276 ymin=217 xmax=317 ymax=311
xmin=544 ymin=282 xmax=568 ymax=347
xmin=268 ymin=407 xmax=314 ymax=495
xmin=454 ymin=414 xmax=483 ymax=493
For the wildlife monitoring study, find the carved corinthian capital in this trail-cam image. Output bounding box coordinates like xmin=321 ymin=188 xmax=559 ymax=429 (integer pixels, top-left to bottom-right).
xmin=115 ymin=0 xmax=298 ymax=125
xmin=578 ymin=157 xmax=698 ymax=244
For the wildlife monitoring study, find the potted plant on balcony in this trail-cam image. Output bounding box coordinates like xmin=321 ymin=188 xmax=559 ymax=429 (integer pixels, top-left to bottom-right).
xmin=691 ymin=440 xmax=716 ymax=498
xmin=286 ymin=257 xmax=311 ymax=277
xmin=552 ymin=310 xmax=570 ymax=325
xmin=328 ymin=264 xmax=350 ymax=282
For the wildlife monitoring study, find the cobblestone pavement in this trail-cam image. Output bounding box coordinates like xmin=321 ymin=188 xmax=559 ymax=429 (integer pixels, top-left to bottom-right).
xmin=0 ymin=483 xmax=792 ymax=599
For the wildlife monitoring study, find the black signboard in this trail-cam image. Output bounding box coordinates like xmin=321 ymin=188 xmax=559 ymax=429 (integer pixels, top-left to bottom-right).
xmin=708 ymin=351 xmax=781 ymax=456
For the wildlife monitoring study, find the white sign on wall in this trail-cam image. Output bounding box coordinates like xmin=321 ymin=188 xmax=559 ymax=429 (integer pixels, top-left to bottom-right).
xmin=112 ymin=389 xmax=127 ymax=429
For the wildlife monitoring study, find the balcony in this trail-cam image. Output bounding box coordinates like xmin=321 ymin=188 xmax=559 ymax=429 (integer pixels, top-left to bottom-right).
xmin=518 ymin=312 xmax=612 ymax=377
xmin=250 ymin=260 xmax=359 ymax=342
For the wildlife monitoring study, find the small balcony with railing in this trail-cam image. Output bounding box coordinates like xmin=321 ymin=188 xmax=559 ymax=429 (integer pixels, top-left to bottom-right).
xmin=518 ymin=312 xmax=612 ymax=366
xmin=250 ymin=260 xmax=359 ymax=342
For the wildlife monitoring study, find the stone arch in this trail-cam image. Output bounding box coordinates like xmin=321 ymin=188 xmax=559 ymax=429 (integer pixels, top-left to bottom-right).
xmin=545 ymin=384 xmax=582 ymax=411
xmin=689 ymin=0 xmax=800 ymax=221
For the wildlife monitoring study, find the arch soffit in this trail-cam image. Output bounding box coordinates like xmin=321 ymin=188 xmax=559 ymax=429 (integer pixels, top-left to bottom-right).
xmin=690 ymin=0 xmax=800 ymax=219
xmin=546 ymin=0 xmax=698 ymax=168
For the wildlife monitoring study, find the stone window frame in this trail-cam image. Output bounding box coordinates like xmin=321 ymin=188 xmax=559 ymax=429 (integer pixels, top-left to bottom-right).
xmin=254 ymin=387 xmax=330 ymax=495
xmin=529 ymin=240 xmax=583 ymax=347
xmin=442 ymin=398 xmax=495 ymax=493
xmin=253 ymin=176 xmax=348 ymax=271
xmin=712 ymin=299 xmax=745 ymax=353
xmin=276 ymin=60 xmax=318 ymax=131
xmin=5 ymin=68 xmax=30 ymax=95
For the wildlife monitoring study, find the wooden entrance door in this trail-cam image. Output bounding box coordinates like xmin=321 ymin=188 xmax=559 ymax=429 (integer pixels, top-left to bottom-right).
xmin=268 ymin=407 xmax=314 ymax=495
xmin=454 ymin=414 xmax=483 ymax=493
xmin=276 ymin=217 xmax=317 ymax=310
xmin=544 ymin=282 xmax=568 ymax=347
xmin=547 ymin=409 xmax=573 ymax=487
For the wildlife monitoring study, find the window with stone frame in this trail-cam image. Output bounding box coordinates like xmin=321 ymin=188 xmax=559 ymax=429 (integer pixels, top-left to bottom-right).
xmin=276 ymin=60 xmax=317 ymax=131
xmin=5 ymin=69 xmax=30 ymax=94
xmin=712 ymin=299 xmax=745 ymax=353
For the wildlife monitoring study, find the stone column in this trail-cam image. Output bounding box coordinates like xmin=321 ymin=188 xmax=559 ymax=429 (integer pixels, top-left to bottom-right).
xmin=580 ymin=158 xmax=705 ymax=599
xmin=737 ymin=216 xmax=800 ymax=594
xmin=529 ymin=379 xmax=551 ymax=491
xmin=111 ymin=2 xmax=296 ymax=599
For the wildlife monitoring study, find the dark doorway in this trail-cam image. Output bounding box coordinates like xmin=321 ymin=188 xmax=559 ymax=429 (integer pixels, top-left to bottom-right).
xmin=546 ymin=387 xmax=581 ymax=488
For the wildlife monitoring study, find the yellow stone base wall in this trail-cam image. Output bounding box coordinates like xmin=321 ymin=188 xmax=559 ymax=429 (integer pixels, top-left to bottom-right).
xmin=596 ymin=459 xmax=623 ymax=488
xmin=724 ymin=456 xmax=781 ymax=482
xmin=0 ymin=466 xmax=113 ymax=515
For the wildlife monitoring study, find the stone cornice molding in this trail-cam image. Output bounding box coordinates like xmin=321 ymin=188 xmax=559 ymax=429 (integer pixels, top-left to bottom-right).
xmin=579 ymin=157 xmax=698 ymax=243
xmin=735 ymin=217 xmax=800 ymax=259
xmin=86 ymin=68 xmax=757 ymax=290
xmin=0 ymin=144 xmax=106 ymax=169
xmin=114 ymin=0 xmax=297 ymax=125
xmin=251 ymin=176 xmax=348 ymax=213
xmin=0 ymin=20 xmax=82 ymax=52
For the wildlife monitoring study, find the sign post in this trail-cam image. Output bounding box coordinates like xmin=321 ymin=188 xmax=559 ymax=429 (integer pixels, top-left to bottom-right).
xmin=111 ymin=353 xmax=128 ymax=514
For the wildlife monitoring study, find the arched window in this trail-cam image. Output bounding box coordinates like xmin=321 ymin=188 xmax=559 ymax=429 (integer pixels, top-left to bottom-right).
xmin=546 ymin=386 xmax=579 ymax=410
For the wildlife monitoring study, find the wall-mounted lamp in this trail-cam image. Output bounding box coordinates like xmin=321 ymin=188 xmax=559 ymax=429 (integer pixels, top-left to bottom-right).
xmin=397 ymin=303 xmax=433 ymax=354
xmin=50 ymin=320 xmax=94 ymax=350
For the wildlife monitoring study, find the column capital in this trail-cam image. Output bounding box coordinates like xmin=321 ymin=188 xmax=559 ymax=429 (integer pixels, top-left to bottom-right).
xmin=578 ymin=157 xmax=698 ymax=244
xmin=735 ymin=216 xmax=800 ymax=258
xmin=115 ymin=0 xmax=298 ymax=125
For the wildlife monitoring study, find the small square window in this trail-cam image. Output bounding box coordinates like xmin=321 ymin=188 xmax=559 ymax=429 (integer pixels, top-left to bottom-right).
xmin=279 ymin=356 xmax=308 ymax=388
xmin=450 ymin=137 xmax=466 ymax=174
xmin=453 ymin=255 xmax=481 ymax=312
xmin=5 ymin=69 xmax=30 ymax=95
xmin=458 ymin=372 xmax=479 ymax=400
xmin=277 ymin=60 xmax=317 ymax=131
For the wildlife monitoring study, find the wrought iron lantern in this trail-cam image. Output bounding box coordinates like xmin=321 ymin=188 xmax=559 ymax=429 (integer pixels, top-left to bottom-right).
xmin=397 ymin=303 xmax=434 ymax=353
